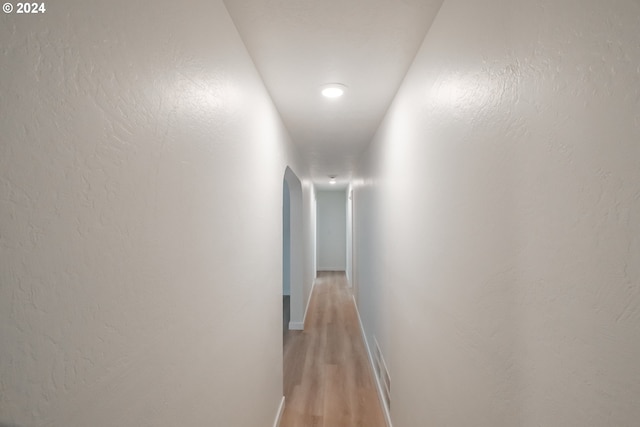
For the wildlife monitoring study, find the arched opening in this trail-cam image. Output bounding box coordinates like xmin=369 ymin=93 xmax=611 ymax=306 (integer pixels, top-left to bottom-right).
xmin=282 ymin=178 xmax=291 ymax=336
xmin=282 ymin=167 xmax=304 ymax=334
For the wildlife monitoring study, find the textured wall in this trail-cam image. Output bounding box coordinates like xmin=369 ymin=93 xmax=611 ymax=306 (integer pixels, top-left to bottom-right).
xmin=354 ymin=0 xmax=640 ymax=425
xmin=346 ymin=186 xmax=353 ymax=285
xmin=0 ymin=1 xmax=306 ymax=425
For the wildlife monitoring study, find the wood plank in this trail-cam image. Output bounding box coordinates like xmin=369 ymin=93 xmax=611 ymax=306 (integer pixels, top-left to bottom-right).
xmin=281 ymin=271 xmax=386 ymax=427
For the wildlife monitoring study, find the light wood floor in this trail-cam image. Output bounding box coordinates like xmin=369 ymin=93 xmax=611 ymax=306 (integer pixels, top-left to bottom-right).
xmin=281 ymin=271 xmax=387 ymax=427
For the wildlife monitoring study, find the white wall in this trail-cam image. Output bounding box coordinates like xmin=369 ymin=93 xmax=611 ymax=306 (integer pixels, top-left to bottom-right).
xmin=303 ymin=182 xmax=318 ymax=317
xmin=283 ymin=179 xmax=291 ymax=296
xmin=0 ymin=1 xmax=311 ymax=426
xmin=316 ymin=190 xmax=347 ymax=271
xmin=354 ymin=0 xmax=640 ymax=426
xmin=346 ymin=187 xmax=354 ymax=285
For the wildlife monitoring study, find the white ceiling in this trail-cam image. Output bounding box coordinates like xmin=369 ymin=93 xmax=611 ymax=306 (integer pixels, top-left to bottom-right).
xmin=224 ymin=0 xmax=444 ymax=185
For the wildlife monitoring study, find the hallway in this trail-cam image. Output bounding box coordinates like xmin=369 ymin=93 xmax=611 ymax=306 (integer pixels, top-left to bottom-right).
xmin=2 ymin=1 xmax=640 ymax=426
xmin=281 ymin=272 xmax=386 ymax=427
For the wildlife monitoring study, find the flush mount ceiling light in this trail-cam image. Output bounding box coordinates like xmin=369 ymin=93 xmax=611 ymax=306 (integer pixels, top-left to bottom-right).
xmin=329 ymin=175 xmax=337 ymax=184
xmin=321 ymin=83 xmax=347 ymax=98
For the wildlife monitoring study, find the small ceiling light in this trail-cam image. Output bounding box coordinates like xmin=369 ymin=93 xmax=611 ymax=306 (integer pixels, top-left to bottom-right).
xmin=329 ymin=175 xmax=337 ymax=184
xmin=321 ymin=83 xmax=347 ymax=98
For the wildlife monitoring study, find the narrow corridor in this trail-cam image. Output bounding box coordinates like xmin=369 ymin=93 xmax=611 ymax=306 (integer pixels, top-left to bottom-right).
xmin=3 ymin=1 xmax=639 ymax=425
xmin=281 ymin=272 xmax=386 ymax=427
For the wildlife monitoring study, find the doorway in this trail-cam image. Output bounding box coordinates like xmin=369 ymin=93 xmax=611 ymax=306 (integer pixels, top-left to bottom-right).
xmin=283 ymin=179 xmax=291 ymax=336
xmin=282 ymin=167 xmax=304 ymax=334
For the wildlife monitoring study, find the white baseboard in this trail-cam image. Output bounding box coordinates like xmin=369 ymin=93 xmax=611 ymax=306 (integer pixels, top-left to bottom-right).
xmin=273 ymin=396 xmax=285 ymax=427
xmin=352 ymin=296 xmax=393 ymax=427
xmin=289 ymin=321 xmax=304 ymax=330
xmin=301 ymin=278 xmax=316 ymax=327
xmin=290 ymin=279 xmax=317 ymax=331
xmin=289 ymin=279 xmax=317 ymax=331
